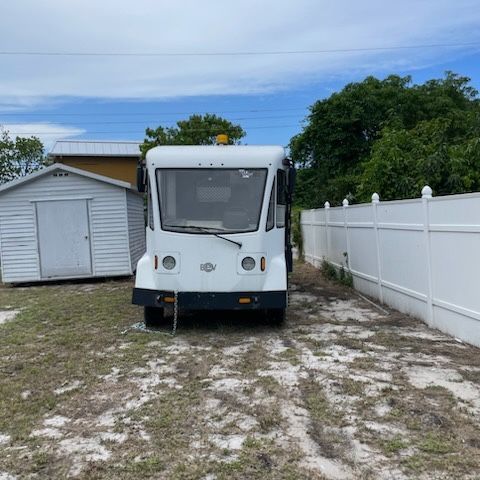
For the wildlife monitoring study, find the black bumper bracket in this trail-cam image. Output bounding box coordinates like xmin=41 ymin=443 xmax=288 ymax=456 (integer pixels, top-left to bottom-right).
xmin=132 ymin=288 xmax=287 ymax=310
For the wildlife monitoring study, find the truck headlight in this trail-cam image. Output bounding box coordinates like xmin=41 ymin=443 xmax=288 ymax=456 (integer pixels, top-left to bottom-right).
xmin=241 ymin=257 xmax=256 ymax=271
xmin=162 ymin=256 xmax=176 ymax=270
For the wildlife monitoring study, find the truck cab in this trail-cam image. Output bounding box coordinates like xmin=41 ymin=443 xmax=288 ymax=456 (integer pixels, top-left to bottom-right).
xmin=132 ymin=139 xmax=295 ymax=325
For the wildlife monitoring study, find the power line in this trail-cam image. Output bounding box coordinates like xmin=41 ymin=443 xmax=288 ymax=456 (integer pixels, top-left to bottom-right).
xmin=0 ymin=114 xmax=306 ymax=127
xmin=0 ymin=107 xmax=309 ymax=117
xmin=0 ymin=41 xmax=478 ymax=57
xmin=3 ymin=124 xmax=301 ymax=136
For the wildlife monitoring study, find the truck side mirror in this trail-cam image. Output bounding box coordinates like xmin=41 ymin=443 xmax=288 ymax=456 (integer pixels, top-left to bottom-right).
xmin=137 ymin=164 xmax=146 ymax=193
xmin=287 ymin=166 xmax=296 ymax=198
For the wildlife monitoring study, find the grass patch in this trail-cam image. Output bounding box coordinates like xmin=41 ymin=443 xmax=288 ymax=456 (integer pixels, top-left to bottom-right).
xmin=418 ymin=433 xmax=453 ymax=454
xmin=237 ymin=343 xmax=270 ymax=375
xmin=303 ymin=389 xmax=333 ymax=423
xmin=253 ymin=403 xmax=282 ymax=433
xmin=210 ymin=437 xmax=307 ymax=480
xmin=122 ymin=456 xmax=166 ymax=475
xmin=382 ymin=436 xmax=408 ymax=455
xmin=277 ymin=347 xmax=301 ymax=366
xmin=403 ymin=454 xmax=425 ymax=472
xmin=255 ymin=375 xmax=281 ymax=396
xmin=340 ymin=377 xmax=365 ymax=396
xmin=336 ymin=335 xmax=368 ymax=351
xmin=299 ymin=376 xmax=350 ymax=459
xmin=0 ymin=281 xmax=142 ymax=441
xmin=349 ymin=355 xmax=376 ymax=370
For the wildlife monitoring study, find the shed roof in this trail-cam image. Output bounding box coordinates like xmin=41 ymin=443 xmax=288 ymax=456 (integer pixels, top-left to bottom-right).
xmin=0 ymin=163 xmax=137 ymax=195
xmin=49 ymin=140 xmax=142 ymax=157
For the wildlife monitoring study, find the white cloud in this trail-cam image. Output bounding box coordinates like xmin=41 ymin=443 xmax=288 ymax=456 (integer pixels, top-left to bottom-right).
xmin=0 ymin=0 xmax=479 ymax=105
xmin=0 ymin=123 xmax=85 ymax=150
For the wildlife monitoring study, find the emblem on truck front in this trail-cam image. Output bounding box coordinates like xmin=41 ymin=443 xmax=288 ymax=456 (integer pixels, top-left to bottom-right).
xmin=200 ymin=262 xmax=216 ymax=272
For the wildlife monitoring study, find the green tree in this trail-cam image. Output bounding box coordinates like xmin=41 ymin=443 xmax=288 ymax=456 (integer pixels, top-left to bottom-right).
xmin=358 ymin=111 xmax=480 ymax=200
xmin=0 ymin=129 xmax=46 ymax=184
xmin=290 ymin=72 xmax=480 ymax=207
xmin=141 ymin=114 xmax=246 ymax=156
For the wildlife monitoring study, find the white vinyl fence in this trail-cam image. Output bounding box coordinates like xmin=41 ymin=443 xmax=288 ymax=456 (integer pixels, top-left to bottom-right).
xmin=301 ymin=186 xmax=480 ymax=347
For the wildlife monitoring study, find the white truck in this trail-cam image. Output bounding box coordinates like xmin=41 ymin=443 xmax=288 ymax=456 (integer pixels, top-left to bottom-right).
xmin=132 ymin=136 xmax=295 ymax=326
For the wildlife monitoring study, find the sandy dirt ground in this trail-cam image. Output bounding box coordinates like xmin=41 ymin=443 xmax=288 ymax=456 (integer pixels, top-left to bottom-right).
xmin=0 ymin=262 xmax=479 ymax=479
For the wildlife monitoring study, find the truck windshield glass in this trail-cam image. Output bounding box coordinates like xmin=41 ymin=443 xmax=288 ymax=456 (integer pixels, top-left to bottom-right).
xmin=156 ymin=168 xmax=267 ymax=233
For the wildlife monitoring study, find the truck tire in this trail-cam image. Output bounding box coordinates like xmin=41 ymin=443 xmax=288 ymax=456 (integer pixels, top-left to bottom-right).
xmin=144 ymin=306 xmax=165 ymax=328
xmin=265 ymin=308 xmax=286 ymax=326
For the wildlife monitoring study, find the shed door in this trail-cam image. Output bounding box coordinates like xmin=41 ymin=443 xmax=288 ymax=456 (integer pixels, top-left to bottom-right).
xmin=36 ymin=200 xmax=92 ymax=278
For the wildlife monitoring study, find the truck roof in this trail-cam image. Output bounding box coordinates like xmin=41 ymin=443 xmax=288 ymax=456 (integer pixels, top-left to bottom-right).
xmin=146 ymin=145 xmax=286 ymax=168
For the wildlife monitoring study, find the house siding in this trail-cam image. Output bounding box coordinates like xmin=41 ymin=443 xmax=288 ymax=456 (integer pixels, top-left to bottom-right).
xmin=0 ymin=169 xmax=135 ymax=283
xmin=126 ymin=190 xmax=146 ymax=271
xmin=55 ymin=156 xmax=139 ymax=185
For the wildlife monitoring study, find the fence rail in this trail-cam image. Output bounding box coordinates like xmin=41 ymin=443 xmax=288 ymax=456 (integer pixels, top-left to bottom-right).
xmin=301 ymin=187 xmax=480 ymax=347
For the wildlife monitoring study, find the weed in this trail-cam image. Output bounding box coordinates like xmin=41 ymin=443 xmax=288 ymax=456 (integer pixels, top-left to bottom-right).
xmin=336 ymin=335 xmax=366 ymax=351
xmin=254 ymin=403 xmax=282 ymax=433
xmin=321 ymin=259 xmax=353 ymax=287
xmin=123 ymin=456 xmax=166 ymax=475
xmin=300 ymin=377 xmax=344 ymax=428
xmin=255 ymin=375 xmax=281 ymax=396
xmin=291 ymin=208 xmax=303 ymax=259
xmin=278 ymin=347 xmax=300 ymax=366
xmin=350 ymin=356 xmax=376 ymax=370
xmin=382 ymin=436 xmax=408 ymax=454
xmin=321 ymin=259 xmax=338 ymax=281
xmin=339 ymin=266 xmax=353 ymax=288
xmin=238 ymin=343 xmax=270 ymax=374
xmin=403 ymin=454 xmax=425 ymax=472
xmin=31 ymin=450 xmax=50 ymax=471
xmin=419 ymin=433 xmax=453 ymax=454
xmin=340 ymin=377 xmax=365 ymax=396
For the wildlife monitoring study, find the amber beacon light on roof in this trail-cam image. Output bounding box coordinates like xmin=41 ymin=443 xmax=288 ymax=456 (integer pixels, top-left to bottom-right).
xmin=216 ymin=134 xmax=229 ymax=145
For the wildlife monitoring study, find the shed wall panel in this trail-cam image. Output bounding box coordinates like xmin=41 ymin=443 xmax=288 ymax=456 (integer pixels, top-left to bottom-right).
xmin=0 ymin=170 xmax=133 ymax=282
xmin=126 ymin=191 xmax=146 ymax=271
xmin=0 ymin=207 xmax=39 ymax=282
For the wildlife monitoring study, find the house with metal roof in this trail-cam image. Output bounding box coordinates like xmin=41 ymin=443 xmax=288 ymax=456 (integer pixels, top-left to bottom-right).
xmin=49 ymin=140 xmax=142 ymax=186
xmin=0 ymin=163 xmax=145 ymax=284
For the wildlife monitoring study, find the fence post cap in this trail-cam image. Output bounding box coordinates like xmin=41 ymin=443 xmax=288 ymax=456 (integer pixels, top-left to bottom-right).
xmin=371 ymin=192 xmax=380 ymax=203
xmin=324 ymin=201 xmax=330 ymax=208
xmin=342 ymin=198 xmax=349 ymax=206
xmin=421 ymin=185 xmax=433 ymax=198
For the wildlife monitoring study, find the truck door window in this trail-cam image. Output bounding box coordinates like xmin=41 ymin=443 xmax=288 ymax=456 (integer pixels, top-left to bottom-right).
xmin=147 ymin=175 xmax=154 ymax=230
xmin=266 ymin=180 xmax=275 ymax=231
xmin=276 ymin=169 xmax=286 ymax=228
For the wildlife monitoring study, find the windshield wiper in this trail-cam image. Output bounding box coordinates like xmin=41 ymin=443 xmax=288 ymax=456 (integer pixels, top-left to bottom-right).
xmin=166 ymin=225 xmax=242 ymax=248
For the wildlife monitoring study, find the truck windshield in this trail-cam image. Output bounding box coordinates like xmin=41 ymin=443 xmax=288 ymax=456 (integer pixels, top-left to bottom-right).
xmin=156 ymin=168 xmax=267 ymax=233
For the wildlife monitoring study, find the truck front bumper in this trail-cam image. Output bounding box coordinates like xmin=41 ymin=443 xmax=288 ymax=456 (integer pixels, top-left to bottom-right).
xmin=132 ymin=288 xmax=287 ymax=310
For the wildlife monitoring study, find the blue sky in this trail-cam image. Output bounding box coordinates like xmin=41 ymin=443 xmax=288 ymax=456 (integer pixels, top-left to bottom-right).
xmin=1 ymin=0 xmax=480 ymax=150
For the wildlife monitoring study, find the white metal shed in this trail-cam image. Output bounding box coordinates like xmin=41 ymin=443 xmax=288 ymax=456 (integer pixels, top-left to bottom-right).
xmin=0 ymin=163 xmax=145 ymax=284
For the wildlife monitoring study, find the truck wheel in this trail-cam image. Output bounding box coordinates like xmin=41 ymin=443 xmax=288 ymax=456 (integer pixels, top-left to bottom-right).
xmin=144 ymin=306 xmax=165 ymax=328
xmin=266 ymin=308 xmax=286 ymax=326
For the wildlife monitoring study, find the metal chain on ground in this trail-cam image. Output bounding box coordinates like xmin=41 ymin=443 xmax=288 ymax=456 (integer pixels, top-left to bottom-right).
xmin=171 ymin=291 xmax=179 ymax=336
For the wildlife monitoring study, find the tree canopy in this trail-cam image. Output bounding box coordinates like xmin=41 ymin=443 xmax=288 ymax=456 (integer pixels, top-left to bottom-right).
xmin=0 ymin=129 xmax=47 ymax=184
xmin=358 ymin=112 xmax=480 ymax=200
xmin=290 ymin=72 xmax=480 ymax=207
xmin=141 ymin=114 xmax=246 ymax=156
